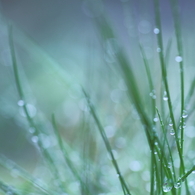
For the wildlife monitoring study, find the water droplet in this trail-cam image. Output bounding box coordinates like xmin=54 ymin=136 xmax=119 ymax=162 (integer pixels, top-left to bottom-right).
xmin=174 ymin=181 xmax=181 ymax=189
xmin=31 ymin=136 xmax=38 ymax=143
xmin=157 ymin=48 xmax=161 ymax=52
xmin=163 ymin=91 xmax=168 ymax=101
xmin=182 ymin=110 xmax=188 ymax=118
xmin=167 ymin=162 xmax=171 ymax=168
xmin=163 ymin=180 xmax=173 ymax=192
xmin=149 ymin=90 xmax=156 ymax=99
xmin=152 ymin=95 xmax=156 ymax=99
xmin=153 ymin=117 xmax=159 ymax=122
xmin=17 ymin=100 xmax=24 ymax=106
xmin=175 ymin=56 xmax=182 ymax=62
xmin=163 ymin=96 xmax=168 ymax=101
xmin=154 ymin=28 xmax=160 ymax=34
xmin=170 ymin=129 xmax=175 ymax=135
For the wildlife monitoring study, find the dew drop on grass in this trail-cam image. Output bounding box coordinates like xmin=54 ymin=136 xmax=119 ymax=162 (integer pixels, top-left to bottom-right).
xmin=154 ymin=28 xmax=160 ymax=34
xmin=170 ymin=129 xmax=175 ymax=135
xmin=163 ymin=91 xmax=168 ymax=101
xmin=182 ymin=110 xmax=188 ymax=118
xmin=175 ymin=56 xmax=182 ymax=62
xmin=153 ymin=117 xmax=158 ymax=122
xmin=163 ymin=180 xmax=173 ymax=192
xmin=163 ymin=96 xmax=168 ymax=101
xmin=157 ymin=48 xmax=161 ymax=52
xmin=167 ymin=162 xmax=171 ymax=168
xmin=174 ymin=181 xmax=182 ymax=189
xmin=149 ymin=90 xmax=156 ymax=99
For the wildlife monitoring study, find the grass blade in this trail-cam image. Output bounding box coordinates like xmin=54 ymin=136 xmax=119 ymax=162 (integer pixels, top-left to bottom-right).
xmin=83 ymin=89 xmax=132 ymax=195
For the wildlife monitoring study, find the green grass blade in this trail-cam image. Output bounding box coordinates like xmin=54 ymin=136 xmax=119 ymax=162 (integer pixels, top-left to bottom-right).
xmin=139 ymin=43 xmax=156 ymax=118
xmin=83 ymin=89 xmax=132 ymax=195
xmin=169 ymin=0 xmax=190 ymax=193
xmin=8 ymin=24 xmax=68 ymax=194
xmin=153 ymin=1 xmax=187 ymax=191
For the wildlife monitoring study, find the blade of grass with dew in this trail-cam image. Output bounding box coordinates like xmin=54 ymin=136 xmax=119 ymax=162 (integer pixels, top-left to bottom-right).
xmin=169 ymin=5 xmax=187 ymax=193
xmin=138 ymin=45 xmax=160 ymax=194
xmin=95 ymin=15 xmax=175 ymax=194
xmin=156 ymin=108 xmax=177 ymax=195
xmin=0 ymin=154 xmax=50 ymax=195
xmin=8 ymin=25 xmax=68 ymax=194
xmin=156 ymin=108 xmax=176 ymax=181
xmin=83 ymin=89 xmax=132 ymax=195
xmin=161 ymin=0 xmax=190 ymax=193
xmin=152 ymin=2 xmax=189 ymax=194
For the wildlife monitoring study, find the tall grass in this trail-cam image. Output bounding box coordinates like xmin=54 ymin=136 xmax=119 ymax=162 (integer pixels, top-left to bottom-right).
xmin=1 ymin=1 xmax=195 ymax=195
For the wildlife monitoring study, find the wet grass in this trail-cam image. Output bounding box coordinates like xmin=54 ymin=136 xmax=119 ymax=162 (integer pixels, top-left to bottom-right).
xmin=1 ymin=0 xmax=195 ymax=195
